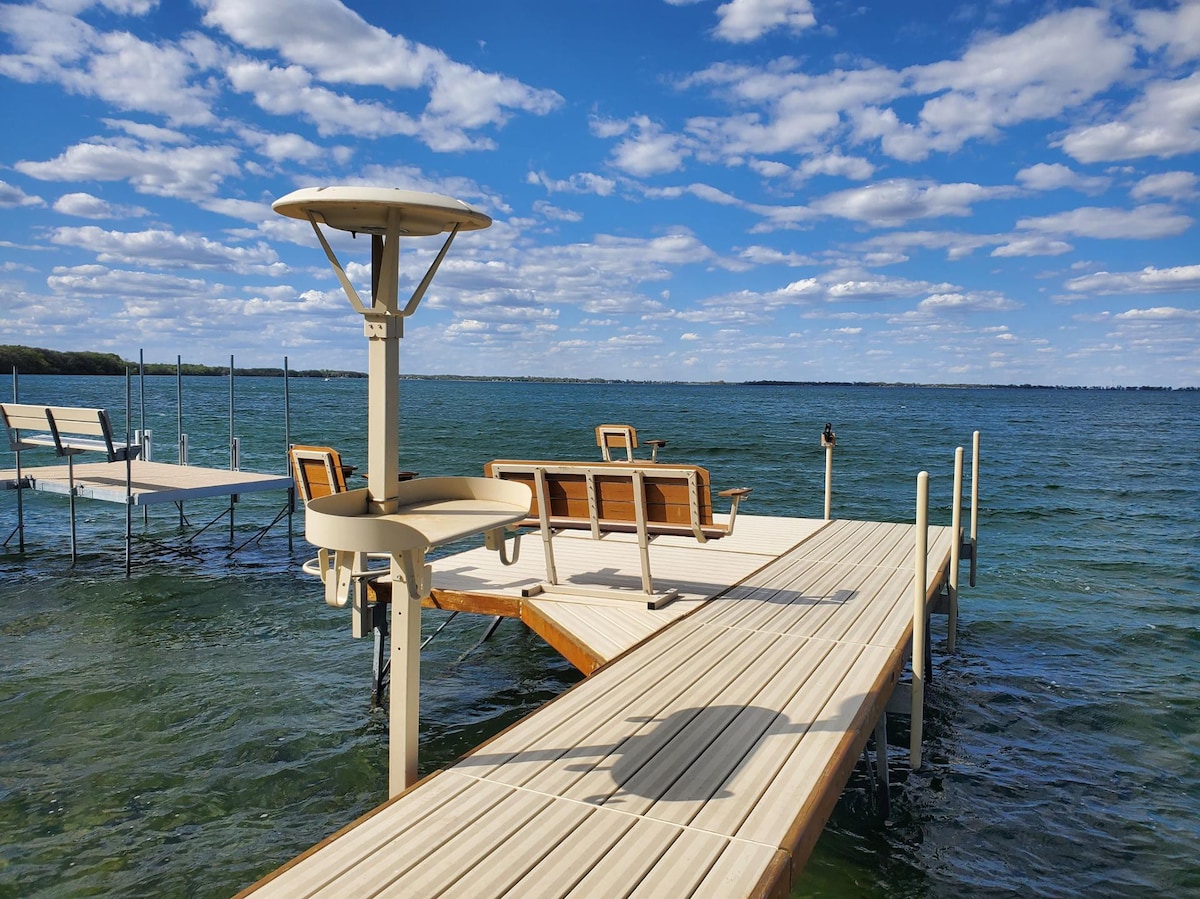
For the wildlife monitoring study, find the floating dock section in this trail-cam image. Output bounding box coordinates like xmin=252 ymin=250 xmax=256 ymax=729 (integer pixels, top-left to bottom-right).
xmin=240 ymin=501 xmax=968 ymax=897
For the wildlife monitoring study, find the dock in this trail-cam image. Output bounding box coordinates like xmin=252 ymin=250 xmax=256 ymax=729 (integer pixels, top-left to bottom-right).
xmin=1 ymin=458 xmax=294 ymax=569
xmin=239 ymin=509 xmax=963 ymax=897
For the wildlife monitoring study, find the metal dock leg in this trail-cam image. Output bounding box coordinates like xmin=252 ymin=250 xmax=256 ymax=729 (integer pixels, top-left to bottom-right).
xmin=874 ymin=713 xmax=890 ymax=816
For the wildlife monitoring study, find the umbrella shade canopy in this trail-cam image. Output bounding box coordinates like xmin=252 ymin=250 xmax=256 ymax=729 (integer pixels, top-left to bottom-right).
xmin=272 ymin=186 xmax=491 ymax=236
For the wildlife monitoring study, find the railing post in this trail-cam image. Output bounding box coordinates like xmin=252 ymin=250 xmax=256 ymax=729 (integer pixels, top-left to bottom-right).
xmin=821 ymin=423 xmax=836 ymax=521
xmin=911 ymin=470 xmax=928 ymax=769
xmin=949 ymin=446 xmax=963 ymax=652
xmin=970 ymin=430 xmax=980 ymax=587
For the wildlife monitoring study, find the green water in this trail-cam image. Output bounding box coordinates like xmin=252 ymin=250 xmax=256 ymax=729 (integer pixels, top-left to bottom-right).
xmin=2 ymin=377 xmax=1197 ymax=897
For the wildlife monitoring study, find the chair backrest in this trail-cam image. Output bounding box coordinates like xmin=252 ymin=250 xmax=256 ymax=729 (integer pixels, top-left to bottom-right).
xmin=595 ymin=424 xmax=637 ymax=462
xmin=290 ymin=445 xmax=347 ymax=502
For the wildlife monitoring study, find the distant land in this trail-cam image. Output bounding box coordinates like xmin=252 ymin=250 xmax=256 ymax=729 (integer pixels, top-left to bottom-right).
xmin=0 ymin=345 xmax=1192 ymax=391
xmin=0 ymin=345 xmax=365 ymax=379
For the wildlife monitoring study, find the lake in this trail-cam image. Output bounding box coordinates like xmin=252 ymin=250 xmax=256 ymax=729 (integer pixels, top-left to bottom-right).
xmin=1 ymin=376 xmax=1197 ymax=897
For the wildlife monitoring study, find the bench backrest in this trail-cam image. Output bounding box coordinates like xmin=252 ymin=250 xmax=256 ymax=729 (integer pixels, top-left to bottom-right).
xmin=1 ymin=403 xmax=128 ymax=461
xmin=290 ymin=445 xmax=348 ymax=502
xmin=485 ymin=460 xmax=715 ymax=533
xmin=595 ymin=424 xmax=637 ymax=462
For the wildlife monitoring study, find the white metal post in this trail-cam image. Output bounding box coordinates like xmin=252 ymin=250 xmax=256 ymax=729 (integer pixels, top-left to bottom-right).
xmin=911 ymin=470 xmax=928 ymax=769
xmin=970 ymin=430 xmax=980 ymax=587
xmin=949 ymin=446 xmax=963 ymax=652
xmin=821 ymin=424 xmax=836 ymax=521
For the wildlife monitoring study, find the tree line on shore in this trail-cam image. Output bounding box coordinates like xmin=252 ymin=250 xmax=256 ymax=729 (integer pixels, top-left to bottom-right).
xmin=0 ymin=345 xmax=364 ymax=379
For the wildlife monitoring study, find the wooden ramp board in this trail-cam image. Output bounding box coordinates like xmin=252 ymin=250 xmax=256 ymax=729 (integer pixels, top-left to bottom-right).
xmin=0 ymin=459 xmax=292 ymax=505
xmin=242 ymin=516 xmax=956 ymax=898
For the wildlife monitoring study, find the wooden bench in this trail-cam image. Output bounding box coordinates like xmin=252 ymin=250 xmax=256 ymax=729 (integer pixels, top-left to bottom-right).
xmin=484 ymin=459 xmax=751 ymax=607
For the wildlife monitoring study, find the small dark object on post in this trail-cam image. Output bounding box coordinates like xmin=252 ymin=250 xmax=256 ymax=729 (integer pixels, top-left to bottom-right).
xmin=821 ymin=423 xmax=836 ymax=447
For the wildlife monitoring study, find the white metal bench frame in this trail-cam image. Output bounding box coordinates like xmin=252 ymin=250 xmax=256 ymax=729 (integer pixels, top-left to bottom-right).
xmin=1 ymin=403 xmax=141 ymax=563
xmin=486 ymin=460 xmax=751 ymax=608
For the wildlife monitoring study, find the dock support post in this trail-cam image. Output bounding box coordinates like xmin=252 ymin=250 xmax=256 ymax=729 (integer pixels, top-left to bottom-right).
xmin=126 ymin=366 xmax=134 ymax=576
xmin=874 ymin=713 xmax=890 ymax=815
xmin=177 ymin=356 xmax=186 ymax=526
xmin=911 ymin=470 xmax=928 ymax=769
xmin=284 ymin=356 xmax=293 ymax=552
xmin=11 ymin=367 xmax=25 ymax=552
xmin=390 ymin=548 xmax=424 ymax=797
xmin=948 ymin=446 xmax=963 ymax=652
xmin=370 ymin=601 xmax=389 ymax=706
xmin=970 ymin=430 xmax=980 ymax=587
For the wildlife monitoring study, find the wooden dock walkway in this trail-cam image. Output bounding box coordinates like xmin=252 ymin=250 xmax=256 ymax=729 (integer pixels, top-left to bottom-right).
xmin=240 ymin=513 xmax=959 ymax=898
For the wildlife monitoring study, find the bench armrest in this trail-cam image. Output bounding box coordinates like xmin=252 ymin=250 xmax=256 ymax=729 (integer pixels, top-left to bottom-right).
xmin=718 ymin=486 xmax=752 ymax=532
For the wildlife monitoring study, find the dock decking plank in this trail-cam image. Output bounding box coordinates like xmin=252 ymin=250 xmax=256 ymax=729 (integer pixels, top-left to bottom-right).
xmin=375 ymin=783 xmax=555 ymax=897
xmin=483 ymin=622 xmax=765 ymax=794
xmin=549 ymin=628 xmax=798 ymax=808
xmin=243 ymin=509 xmax=958 ymax=898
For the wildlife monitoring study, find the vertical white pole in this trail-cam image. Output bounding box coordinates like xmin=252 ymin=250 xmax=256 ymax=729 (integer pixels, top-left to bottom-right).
xmin=970 ymin=430 xmax=980 ymax=587
xmin=365 ymin=228 xmax=401 ymax=514
xmin=911 ymin=470 xmax=928 ymax=769
xmin=363 ymin=220 xmax=421 ymax=797
xmin=824 ymin=441 xmax=834 ymax=521
xmin=949 ymin=447 xmax=963 ymax=652
xmin=12 ymin=366 xmax=24 ymax=551
xmin=390 ymin=549 xmax=423 ymax=797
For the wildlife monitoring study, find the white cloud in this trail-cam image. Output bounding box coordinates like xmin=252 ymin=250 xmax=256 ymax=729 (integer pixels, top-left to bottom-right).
xmin=813 ymin=179 xmax=1011 ymax=226
xmin=532 ymin=200 xmax=582 ymax=223
xmin=53 ymin=191 xmax=147 ymax=219
xmin=712 ymin=0 xmax=816 ymax=43
xmin=990 ymin=236 xmax=1073 ymax=257
xmin=200 ymin=0 xmax=561 ymax=147
xmin=527 ymin=170 xmax=617 ymax=197
xmin=918 ymin=291 xmax=1020 ymax=313
xmin=903 ymin=8 xmax=1134 ymax=153
xmin=1059 ymin=72 xmax=1200 ymax=162
xmin=46 ymin=264 xmax=217 ymax=299
xmin=1017 ymin=204 xmax=1193 ymax=239
xmin=1064 ymin=265 xmax=1200 ymax=296
xmin=609 ymin=116 xmax=691 ymax=176
xmin=1134 ymin=3 xmax=1200 ymax=66
xmin=48 ymin=225 xmax=283 ymax=275
xmin=0 ymin=4 xmax=216 ymax=125
xmin=1113 ymin=306 xmax=1200 ymax=323
xmin=238 ymin=127 xmax=333 ymax=164
xmin=16 ymin=140 xmax=241 ymax=199
xmin=1130 ymin=171 xmax=1198 ymax=200
xmin=0 ymin=180 xmax=44 ymax=208
xmin=1016 ymin=163 xmax=1109 ymax=194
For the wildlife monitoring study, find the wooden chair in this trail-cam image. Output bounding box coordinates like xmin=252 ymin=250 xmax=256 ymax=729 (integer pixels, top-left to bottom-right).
xmin=595 ymin=423 xmax=666 ymax=462
xmin=289 ymin=444 xmax=388 ymax=610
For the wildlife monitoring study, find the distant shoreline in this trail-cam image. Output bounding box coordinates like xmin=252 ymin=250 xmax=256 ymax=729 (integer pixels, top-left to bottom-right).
xmin=0 ymin=345 xmax=1193 ymax=391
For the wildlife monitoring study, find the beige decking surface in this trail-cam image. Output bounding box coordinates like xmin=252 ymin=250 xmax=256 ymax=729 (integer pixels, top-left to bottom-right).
xmin=0 ymin=459 xmax=292 ymax=505
xmin=428 ymin=514 xmax=827 ymax=671
xmin=242 ymin=516 xmax=955 ymax=898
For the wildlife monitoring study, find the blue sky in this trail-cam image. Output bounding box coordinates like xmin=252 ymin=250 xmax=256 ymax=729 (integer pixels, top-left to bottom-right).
xmin=1 ymin=0 xmax=1198 ymax=386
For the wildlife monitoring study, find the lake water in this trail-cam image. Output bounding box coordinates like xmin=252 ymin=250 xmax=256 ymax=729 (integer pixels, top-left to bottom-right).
xmin=1 ymin=376 xmax=1197 ymax=897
